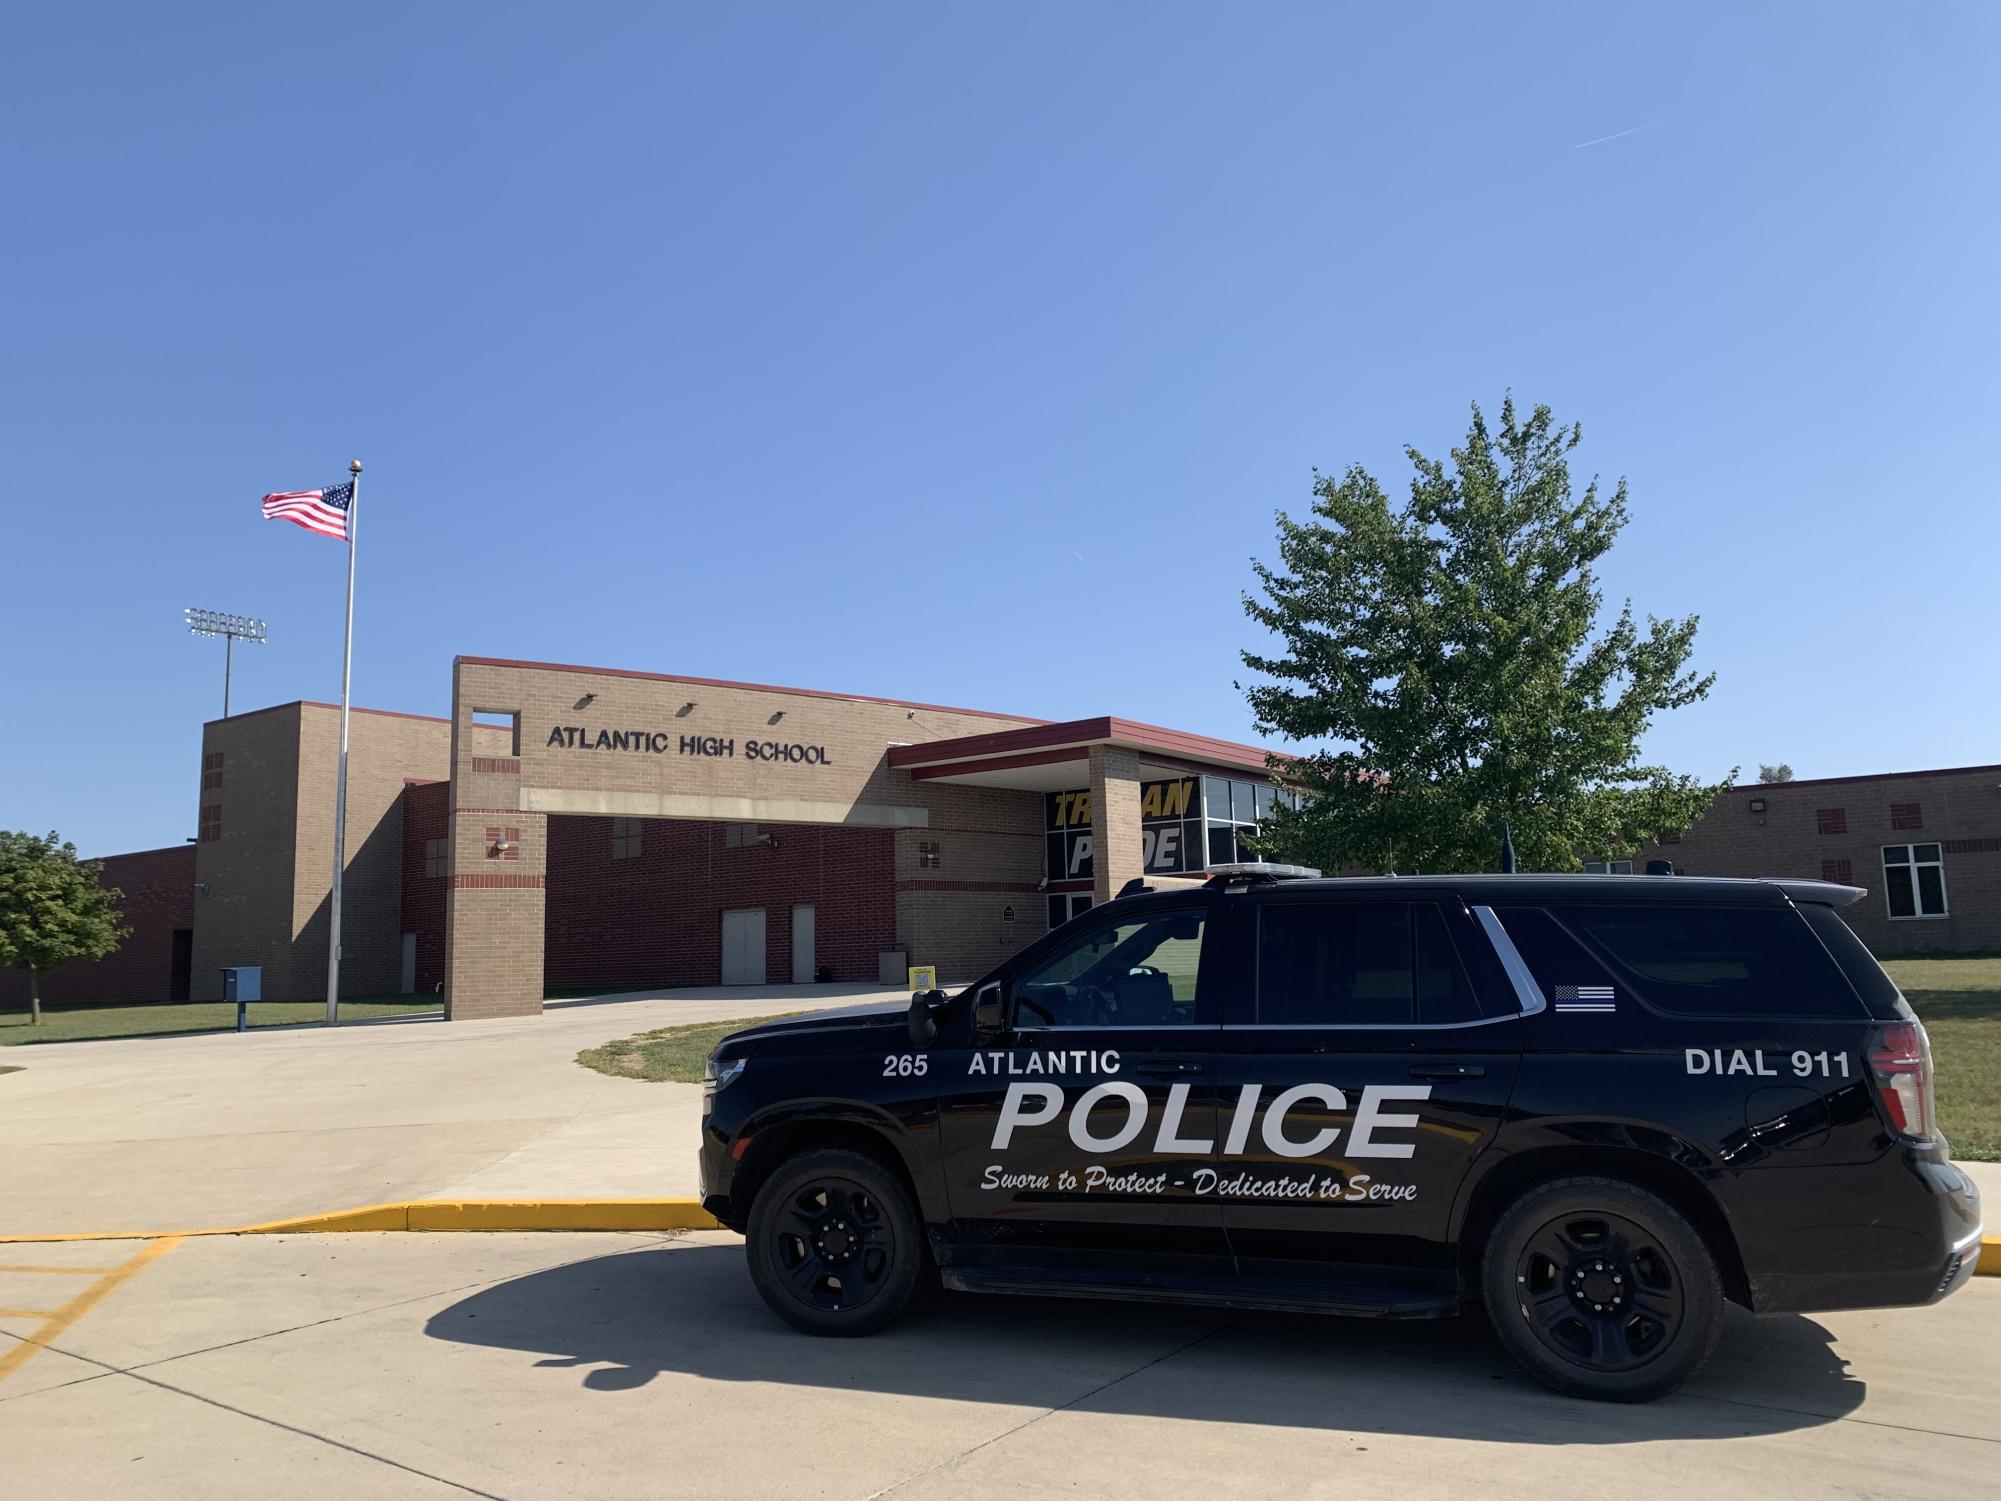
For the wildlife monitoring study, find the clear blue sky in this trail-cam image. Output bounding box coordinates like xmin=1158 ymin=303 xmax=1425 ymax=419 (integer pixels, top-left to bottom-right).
xmin=4 ymin=4 xmax=1996 ymax=857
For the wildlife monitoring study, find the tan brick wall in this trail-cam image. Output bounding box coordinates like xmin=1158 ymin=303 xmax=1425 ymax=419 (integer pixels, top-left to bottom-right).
xmin=442 ymin=660 xmax=1047 ymax=1016
xmin=191 ymin=706 xmax=305 ymax=998
xmin=1088 ymin=745 xmax=1144 ymax=905
xmin=1659 ymin=766 xmax=2001 ymax=956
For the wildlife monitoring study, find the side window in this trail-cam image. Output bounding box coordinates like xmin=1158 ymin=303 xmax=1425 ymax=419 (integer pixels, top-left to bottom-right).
xmin=1537 ymin=904 xmax=1865 ymax=1019
xmin=1415 ymin=904 xmax=1482 ymax=1024
xmin=1257 ymin=902 xmax=1414 ymax=1026
xmin=1494 ymin=907 xmax=1620 ymax=1008
xmin=1013 ymin=909 xmax=1206 ymax=1028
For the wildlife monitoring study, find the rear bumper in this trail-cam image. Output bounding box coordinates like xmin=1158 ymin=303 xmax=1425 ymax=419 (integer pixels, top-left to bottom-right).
xmin=1747 ymin=1158 xmax=1981 ymax=1314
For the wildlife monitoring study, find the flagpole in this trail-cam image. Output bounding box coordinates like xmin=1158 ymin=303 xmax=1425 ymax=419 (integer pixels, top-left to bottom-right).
xmin=325 ymin=459 xmax=362 ymax=1027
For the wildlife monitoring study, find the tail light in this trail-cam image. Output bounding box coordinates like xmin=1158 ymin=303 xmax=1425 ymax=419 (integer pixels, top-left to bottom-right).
xmin=1867 ymin=1022 xmax=1936 ymax=1142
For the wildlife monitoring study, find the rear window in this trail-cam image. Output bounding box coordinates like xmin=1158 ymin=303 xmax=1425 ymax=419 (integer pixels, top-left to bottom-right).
xmin=1546 ymin=903 xmax=1864 ymax=1019
xmin=1797 ymin=903 xmax=1906 ymax=1020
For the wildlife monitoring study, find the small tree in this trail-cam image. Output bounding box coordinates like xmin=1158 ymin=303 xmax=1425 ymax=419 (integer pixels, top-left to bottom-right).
xmin=1757 ymin=763 xmax=1795 ymax=784
xmin=1241 ymin=396 xmax=1731 ymax=874
xmin=0 ymin=831 xmax=127 ymax=1025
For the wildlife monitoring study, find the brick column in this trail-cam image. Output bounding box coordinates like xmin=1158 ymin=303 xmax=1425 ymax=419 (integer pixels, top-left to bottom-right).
xmin=442 ymin=669 xmax=546 ymax=1021
xmin=1088 ymin=744 xmax=1144 ymax=905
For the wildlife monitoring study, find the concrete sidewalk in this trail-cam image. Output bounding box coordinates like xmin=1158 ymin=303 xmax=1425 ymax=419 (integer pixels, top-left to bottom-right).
xmin=0 ymin=986 xmax=893 ymax=1236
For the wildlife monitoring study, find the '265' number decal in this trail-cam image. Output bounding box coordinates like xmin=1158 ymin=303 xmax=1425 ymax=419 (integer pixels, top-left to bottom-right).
xmin=883 ymin=1054 xmax=929 ymax=1078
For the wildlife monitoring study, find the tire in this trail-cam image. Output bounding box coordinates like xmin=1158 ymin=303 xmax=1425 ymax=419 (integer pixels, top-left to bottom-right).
xmin=744 ymin=1147 xmax=924 ymax=1336
xmin=1480 ymin=1175 xmax=1724 ymax=1402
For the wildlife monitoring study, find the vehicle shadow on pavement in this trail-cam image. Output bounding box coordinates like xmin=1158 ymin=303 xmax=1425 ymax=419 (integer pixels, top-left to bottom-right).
xmin=424 ymin=1242 xmax=1866 ymax=1442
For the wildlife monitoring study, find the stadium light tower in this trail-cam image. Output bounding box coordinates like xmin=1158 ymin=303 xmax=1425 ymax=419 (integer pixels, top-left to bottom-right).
xmin=185 ymin=608 xmax=268 ymax=717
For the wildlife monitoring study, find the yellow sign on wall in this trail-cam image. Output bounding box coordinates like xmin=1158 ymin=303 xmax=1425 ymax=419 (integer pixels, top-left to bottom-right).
xmin=907 ymin=965 xmax=938 ymax=992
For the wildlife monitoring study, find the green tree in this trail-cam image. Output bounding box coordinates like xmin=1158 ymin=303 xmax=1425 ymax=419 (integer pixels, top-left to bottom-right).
xmin=0 ymin=831 xmax=127 ymax=1025
xmin=1241 ymin=396 xmax=1730 ymax=875
xmin=1757 ymin=763 xmax=1795 ymax=784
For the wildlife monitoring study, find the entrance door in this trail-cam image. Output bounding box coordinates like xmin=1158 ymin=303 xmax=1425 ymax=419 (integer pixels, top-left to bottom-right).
xmin=791 ymin=905 xmax=816 ymax=984
xmin=934 ymin=898 xmax=1228 ymax=1269
xmin=721 ymin=908 xmax=767 ymax=985
xmin=169 ymin=929 xmax=193 ymax=1003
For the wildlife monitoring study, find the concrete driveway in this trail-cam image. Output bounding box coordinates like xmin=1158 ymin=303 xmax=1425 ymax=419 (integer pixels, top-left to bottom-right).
xmin=0 ymin=1229 xmax=1994 ymax=1499
xmin=0 ymin=986 xmax=889 ymax=1236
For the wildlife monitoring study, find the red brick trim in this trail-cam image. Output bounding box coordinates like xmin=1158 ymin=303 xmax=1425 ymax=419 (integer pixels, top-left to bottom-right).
xmin=454 ymin=655 xmax=1041 ymax=724
xmin=452 ymin=873 xmax=546 ymax=889
xmin=895 ymin=879 xmax=1044 ymax=894
xmin=1728 ymin=763 xmax=2001 ymax=793
xmin=1943 ymin=837 xmax=2001 ymax=854
xmin=471 ymin=757 xmax=521 ymax=774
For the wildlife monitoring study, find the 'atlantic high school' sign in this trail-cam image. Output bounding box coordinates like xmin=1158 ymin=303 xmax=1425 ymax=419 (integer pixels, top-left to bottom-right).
xmin=545 ymin=725 xmax=833 ymax=764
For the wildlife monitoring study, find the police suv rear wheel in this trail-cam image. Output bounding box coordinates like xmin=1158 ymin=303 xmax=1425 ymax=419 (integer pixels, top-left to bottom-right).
xmin=1482 ymin=1176 xmax=1723 ymax=1402
xmin=746 ymin=1148 xmax=923 ymax=1336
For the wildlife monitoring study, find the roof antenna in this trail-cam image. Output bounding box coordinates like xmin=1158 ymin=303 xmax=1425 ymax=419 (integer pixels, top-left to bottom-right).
xmin=1499 ymin=820 xmax=1517 ymax=875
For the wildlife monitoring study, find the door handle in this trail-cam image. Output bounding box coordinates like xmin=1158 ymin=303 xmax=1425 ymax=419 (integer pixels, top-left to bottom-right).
xmin=1409 ymin=1064 xmax=1485 ymax=1080
xmin=1136 ymin=1060 xmax=1205 ymax=1077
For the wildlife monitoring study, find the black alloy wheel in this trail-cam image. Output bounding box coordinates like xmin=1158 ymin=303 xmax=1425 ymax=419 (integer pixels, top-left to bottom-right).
xmin=1482 ymin=1175 xmax=1724 ymax=1402
xmin=746 ymin=1148 xmax=923 ymax=1336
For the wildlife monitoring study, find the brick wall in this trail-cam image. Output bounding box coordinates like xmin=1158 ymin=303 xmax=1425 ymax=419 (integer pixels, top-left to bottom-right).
xmin=0 ymin=845 xmax=197 ymax=1008
xmin=1656 ymin=765 xmax=2001 ymax=955
xmin=400 ymin=780 xmax=450 ymax=993
xmin=542 ymin=815 xmax=894 ymax=988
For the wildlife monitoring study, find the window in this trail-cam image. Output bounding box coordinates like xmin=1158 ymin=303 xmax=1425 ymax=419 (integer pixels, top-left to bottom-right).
xmin=1546 ymin=903 xmax=1862 ymax=1018
xmin=424 ymin=838 xmax=448 ymax=878
xmin=1204 ymin=776 xmax=1270 ymax=868
xmin=198 ymin=805 xmax=222 ymax=843
xmin=1254 ymin=901 xmax=1479 ymax=1027
xmin=1816 ymin=808 xmax=1847 ymax=835
xmin=1883 ymin=845 xmax=1947 ymax=919
xmin=1890 ymin=802 xmax=1923 ymax=830
xmin=1821 ymin=858 xmax=1852 ymax=885
xmin=201 ymin=751 xmax=223 ymax=792
xmin=1014 ymin=910 xmax=1205 ymax=1028
xmin=724 ymin=823 xmax=761 ymax=849
xmin=610 ymin=818 xmax=643 ymax=860
xmin=1582 ymin=859 xmax=1635 ymax=875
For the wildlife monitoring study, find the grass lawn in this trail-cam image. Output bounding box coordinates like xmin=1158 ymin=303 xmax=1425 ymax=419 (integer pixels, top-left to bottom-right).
xmin=1883 ymin=956 xmax=2001 ymax=1162
xmin=578 ymin=1013 xmax=807 ymax=1083
xmin=0 ymin=996 xmax=442 ymax=1046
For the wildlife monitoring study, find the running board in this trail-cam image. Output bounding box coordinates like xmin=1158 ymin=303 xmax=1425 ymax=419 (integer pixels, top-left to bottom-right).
xmin=939 ymin=1264 xmax=1460 ymax=1319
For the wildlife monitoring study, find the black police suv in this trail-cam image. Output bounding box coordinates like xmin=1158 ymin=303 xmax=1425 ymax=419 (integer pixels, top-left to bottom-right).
xmin=698 ymin=867 xmax=1982 ymax=1402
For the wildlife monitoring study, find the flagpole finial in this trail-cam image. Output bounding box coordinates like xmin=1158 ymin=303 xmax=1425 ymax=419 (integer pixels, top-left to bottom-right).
xmin=349 ymin=459 xmax=363 ymax=474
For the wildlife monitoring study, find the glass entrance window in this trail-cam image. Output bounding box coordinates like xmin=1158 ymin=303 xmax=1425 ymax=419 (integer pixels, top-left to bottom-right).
xmin=1883 ymin=844 xmax=1947 ymax=919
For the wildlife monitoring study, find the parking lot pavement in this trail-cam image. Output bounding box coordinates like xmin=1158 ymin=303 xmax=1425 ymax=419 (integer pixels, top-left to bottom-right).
xmin=1 ymin=1230 xmax=1994 ymax=1500
xmin=0 ymin=986 xmax=887 ymax=1235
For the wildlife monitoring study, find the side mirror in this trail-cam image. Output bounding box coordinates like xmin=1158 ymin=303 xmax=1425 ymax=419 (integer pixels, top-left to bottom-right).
xmin=972 ymin=981 xmax=1005 ymax=1037
xmin=906 ymin=988 xmax=950 ymax=1047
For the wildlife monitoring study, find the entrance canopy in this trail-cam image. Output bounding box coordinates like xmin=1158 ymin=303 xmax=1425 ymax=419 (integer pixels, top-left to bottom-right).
xmin=885 ymin=715 xmax=1273 ymax=792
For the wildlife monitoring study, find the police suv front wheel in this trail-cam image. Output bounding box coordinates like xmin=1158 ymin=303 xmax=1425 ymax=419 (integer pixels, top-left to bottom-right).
xmin=1481 ymin=1176 xmax=1724 ymax=1402
xmin=746 ymin=1148 xmax=923 ymax=1336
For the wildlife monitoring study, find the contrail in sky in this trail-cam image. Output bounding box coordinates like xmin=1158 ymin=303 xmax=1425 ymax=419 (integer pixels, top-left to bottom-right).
xmin=1573 ymin=118 xmax=1673 ymax=150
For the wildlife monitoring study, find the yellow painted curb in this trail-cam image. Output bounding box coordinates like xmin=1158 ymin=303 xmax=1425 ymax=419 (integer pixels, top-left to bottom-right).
xmin=1979 ymin=1236 xmax=2001 ymax=1276
xmin=0 ymin=1198 xmax=723 ymax=1244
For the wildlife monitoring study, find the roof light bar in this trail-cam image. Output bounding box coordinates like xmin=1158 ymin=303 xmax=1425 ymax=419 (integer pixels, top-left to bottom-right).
xmin=1206 ymin=861 xmax=1322 ymax=883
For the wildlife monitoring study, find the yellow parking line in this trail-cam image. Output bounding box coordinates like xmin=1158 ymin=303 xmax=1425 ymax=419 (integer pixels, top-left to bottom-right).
xmin=0 ymin=1236 xmax=182 ymax=1387
xmin=0 ymin=1308 xmax=59 ymax=1319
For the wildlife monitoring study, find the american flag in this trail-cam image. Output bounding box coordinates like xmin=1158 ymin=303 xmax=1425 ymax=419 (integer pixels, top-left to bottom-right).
xmin=1554 ymin=984 xmax=1616 ymax=1012
xmin=260 ymin=482 xmax=353 ymax=541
